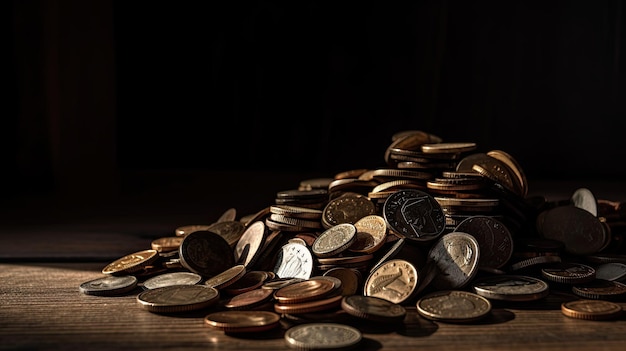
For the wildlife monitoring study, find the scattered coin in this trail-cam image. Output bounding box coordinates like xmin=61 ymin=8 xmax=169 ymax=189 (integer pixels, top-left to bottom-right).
xmin=283 ymin=323 xmax=362 ymax=350
xmin=79 ymin=275 xmax=138 ymax=296
xmin=561 ymin=299 xmax=623 ymax=320
xmin=416 ymin=290 xmax=492 ymax=323
xmin=136 ymin=285 xmax=220 ymax=313
xmin=142 ymin=271 xmax=203 ymax=290
xmin=204 ymin=310 xmax=281 ymax=333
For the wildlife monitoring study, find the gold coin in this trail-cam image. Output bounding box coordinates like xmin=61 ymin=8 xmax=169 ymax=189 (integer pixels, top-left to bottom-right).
xmin=150 ymin=236 xmax=184 ymax=252
xmin=561 ymin=299 xmax=623 ymax=320
xmin=102 ymin=249 xmax=158 ymax=275
xmin=363 ymin=258 xmax=419 ymax=304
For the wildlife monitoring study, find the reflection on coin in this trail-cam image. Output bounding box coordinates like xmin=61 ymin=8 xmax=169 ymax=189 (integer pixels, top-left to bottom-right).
xmin=471 ymin=275 xmax=549 ymax=301
xmin=427 ymin=232 xmax=480 ymax=290
xmin=102 ymin=249 xmax=159 ymax=275
xmin=178 ymin=230 xmax=235 ymax=278
xmin=142 ymin=272 xmax=203 ymax=290
xmin=204 ymin=310 xmax=281 ymax=333
xmin=136 ymin=285 xmax=219 ymax=313
xmin=416 ymin=290 xmax=492 ymax=323
xmin=284 ymin=323 xmax=362 ymax=350
xmin=561 ymin=299 xmax=623 ymax=320
xmin=79 ymin=275 xmax=138 ymax=296
xmin=273 ymin=241 xmax=314 ymax=280
xmin=341 ymin=295 xmax=406 ymax=323
xmin=363 ymin=258 xmax=419 ymax=304
xmin=234 ymin=220 xmax=267 ymax=267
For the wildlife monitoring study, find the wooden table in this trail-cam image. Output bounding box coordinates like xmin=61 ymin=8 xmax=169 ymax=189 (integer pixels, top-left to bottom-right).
xmin=2 ymin=172 xmax=626 ymax=351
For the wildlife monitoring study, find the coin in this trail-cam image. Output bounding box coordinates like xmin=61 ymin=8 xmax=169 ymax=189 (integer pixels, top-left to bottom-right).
xmin=595 ymin=262 xmax=626 ymax=281
xmin=341 ymin=295 xmax=406 ymax=323
xmin=540 ymin=262 xmax=596 ymax=284
xmin=221 ymin=288 xmax=274 ymax=310
xmin=206 ymin=220 xmax=246 ymax=248
xmin=204 ymin=310 xmax=281 ymax=333
xmin=471 ymin=275 xmax=549 ymax=302
xmin=178 ymin=230 xmax=235 ymax=278
xmin=234 ymin=220 xmax=267 ymax=267
xmin=382 ymin=189 xmax=446 ymax=241
xmin=79 ymin=275 xmax=138 ymax=296
xmin=274 ymin=295 xmax=344 ymax=314
xmin=274 ymin=278 xmax=337 ymax=304
xmin=416 ymin=290 xmax=492 ymax=323
xmin=203 ymin=264 xmax=246 ymax=289
xmin=561 ymin=299 xmax=623 ymax=320
xmin=363 ymin=258 xmax=419 ymax=304
xmin=349 ymin=215 xmax=388 ymax=254
xmin=102 ymin=249 xmax=159 ymax=275
xmin=136 ymin=285 xmax=220 ymax=313
xmin=150 ymin=236 xmax=184 ymax=252
xmin=175 ymin=224 xmax=211 ymax=237
xmin=571 ymin=279 xmax=626 ymax=300
xmin=454 ymin=215 xmax=513 ymax=269
xmin=538 ymin=205 xmax=606 ymax=256
xmin=427 ymin=232 xmax=480 ymax=290
xmin=322 ymin=267 xmax=361 ymax=296
xmin=142 ymin=272 xmax=203 ymax=290
xmin=284 ymin=323 xmax=362 ymax=350
xmin=216 ymin=207 xmax=237 ymax=223
xmin=571 ymin=188 xmax=598 ymax=217
xmin=273 ymin=240 xmax=314 ymax=279
xmin=312 ymin=223 xmax=357 ymax=258
xmin=321 ymin=192 xmax=376 ymax=229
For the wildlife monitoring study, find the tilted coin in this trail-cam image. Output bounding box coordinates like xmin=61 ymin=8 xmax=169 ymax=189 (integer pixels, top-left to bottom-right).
xmin=561 ymin=299 xmax=623 ymax=320
xmin=150 ymin=236 xmax=184 ymax=253
xmin=203 ymin=264 xmax=246 ymax=289
xmin=416 ymin=290 xmax=492 ymax=323
xmin=142 ymin=272 xmax=203 ymax=290
xmin=206 ymin=220 xmax=246 ymax=248
xmin=178 ymin=230 xmax=235 ymax=278
xmin=274 ymin=278 xmax=337 ymax=304
xmin=341 ymin=295 xmax=407 ymax=323
xmin=323 ymin=267 xmax=361 ymax=296
xmin=102 ymin=249 xmax=159 ymax=275
xmin=312 ymin=223 xmax=357 ymax=258
xmin=321 ymin=192 xmax=376 ymax=229
xmin=384 ymin=130 xmax=443 ymax=165
xmin=595 ymin=262 xmax=626 ymax=281
xmin=269 ymin=205 xmax=323 ymax=219
xmin=234 ymin=220 xmax=267 ymax=267
xmin=486 ymin=149 xmax=528 ymax=197
xmin=540 ymin=262 xmax=596 ymax=284
xmin=363 ymin=258 xmax=419 ymax=304
xmin=427 ymin=232 xmax=480 ymax=290
xmin=216 ymin=207 xmax=237 ymax=223
xmin=221 ymin=288 xmax=274 ymax=310
xmin=571 ymin=279 xmax=626 ymax=300
xmin=349 ymin=214 xmax=388 ymax=254
xmin=284 ymin=323 xmax=362 ymax=350
xmin=175 ymin=224 xmax=211 ymax=237
xmin=538 ymin=206 xmax=606 ymax=256
xmin=454 ymin=215 xmax=513 ymax=269
xmin=382 ymin=189 xmax=446 ymax=241
xmin=204 ymin=310 xmax=281 ymax=333
xmin=471 ymin=275 xmax=549 ymax=302
xmin=136 ymin=285 xmax=219 ymax=313
xmin=420 ymin=142 xmax=477 ymax=154
xmin=79 ymin=275 xmax=138 ymax=296
xmin=571 ymin=187 xmax=598 ymax=217
xmin=273 ymin=241 xmax=314 ymax=280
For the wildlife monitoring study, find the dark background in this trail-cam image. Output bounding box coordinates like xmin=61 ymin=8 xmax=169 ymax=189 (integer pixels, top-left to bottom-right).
xmin=3 ymin=0 xmax=626 ymax=213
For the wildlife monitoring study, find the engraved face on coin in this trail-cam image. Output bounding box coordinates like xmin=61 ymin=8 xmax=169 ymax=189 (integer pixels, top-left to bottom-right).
xmin=383 ymin=189 xmax=446 ymax=241
xmin=427 ymin=232 xmax=480 ymax=290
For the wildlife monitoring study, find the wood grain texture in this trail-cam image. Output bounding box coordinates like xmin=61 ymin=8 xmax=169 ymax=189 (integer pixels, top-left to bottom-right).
xmin=2 ymin=263 xmax=626 ymax=351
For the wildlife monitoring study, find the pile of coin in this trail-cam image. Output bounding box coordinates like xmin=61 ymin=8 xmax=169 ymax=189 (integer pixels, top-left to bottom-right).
xmin=80 ymin=130 xmax=626 ymax=349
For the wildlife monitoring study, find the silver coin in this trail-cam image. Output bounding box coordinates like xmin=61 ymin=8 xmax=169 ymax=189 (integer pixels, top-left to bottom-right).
xmin=284 ymin=323 xmax=362 ymax=350
xmin=79 ymin=275 xmax=138 ymax=296
xmin=427 ymin=232 xmax=480 ymax=290
xmin=312 ymin=223 xmax=357 ymax=258
xmin=142 ymin=272 xmax=203 ymax=290
xmin=471 ymin=275 xmax=549 ymax=301
xmin=595 ymin=262 xmax=626 ymax=282
xmin=273 ymin=241 xmax=314 ymax=280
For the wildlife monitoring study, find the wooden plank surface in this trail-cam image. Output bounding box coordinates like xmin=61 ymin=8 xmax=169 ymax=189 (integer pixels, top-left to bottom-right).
xmin=2 ymin=262 xmax=626 ymax=351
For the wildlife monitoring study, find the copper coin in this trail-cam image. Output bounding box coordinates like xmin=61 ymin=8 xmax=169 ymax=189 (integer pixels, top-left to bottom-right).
xmin=150 ymin=236 xmax=184 ymax=253
xmin=222 ymin=288 xmax=274 ymax=310
xmin=273 ymin=278 xmax=337 ymax=304
xmin=136 ymin=285 xmax=219 ymax=313
xmin=203 ymin=264 xmax=246 ymax=289
xmin=274 ymin=295 xmax=343 ymax=314
xmin=571 ymin=279 xmax=626 ymax=300
xmin=204 ymin=310 xmax=281 ymax=333
xmin=454 ymin=215 xmax=513 ymax=269
xmin=222 ymin=271 xmax=269 ymax=295
xmin=178 ymin=230 xmax=235 ymax=278
xmin=383 ymin=189 xmax=446 ymax=241
xmin=561 ymin=299 xmax=623 ymax=320
xmin=322 ymin=267 xmax=361 ymax=296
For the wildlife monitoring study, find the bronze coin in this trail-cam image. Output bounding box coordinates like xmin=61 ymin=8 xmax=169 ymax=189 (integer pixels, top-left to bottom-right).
xmin=454 ymin=215 xmax=513 ymax=269
xmin=561 ymin=299 xmax=623 ymax=320
xmin=382 ymin=189 xmax=446 ymax=241
xmin=178 ymin=230 xmax=235 ymax=278
xmin=274 ymin=294 xmax=343 ymax=314
xmin=222 ymin=288 xmax=274 ymax=310
xmin=273 ymin=278 xmax=336 ymax=304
